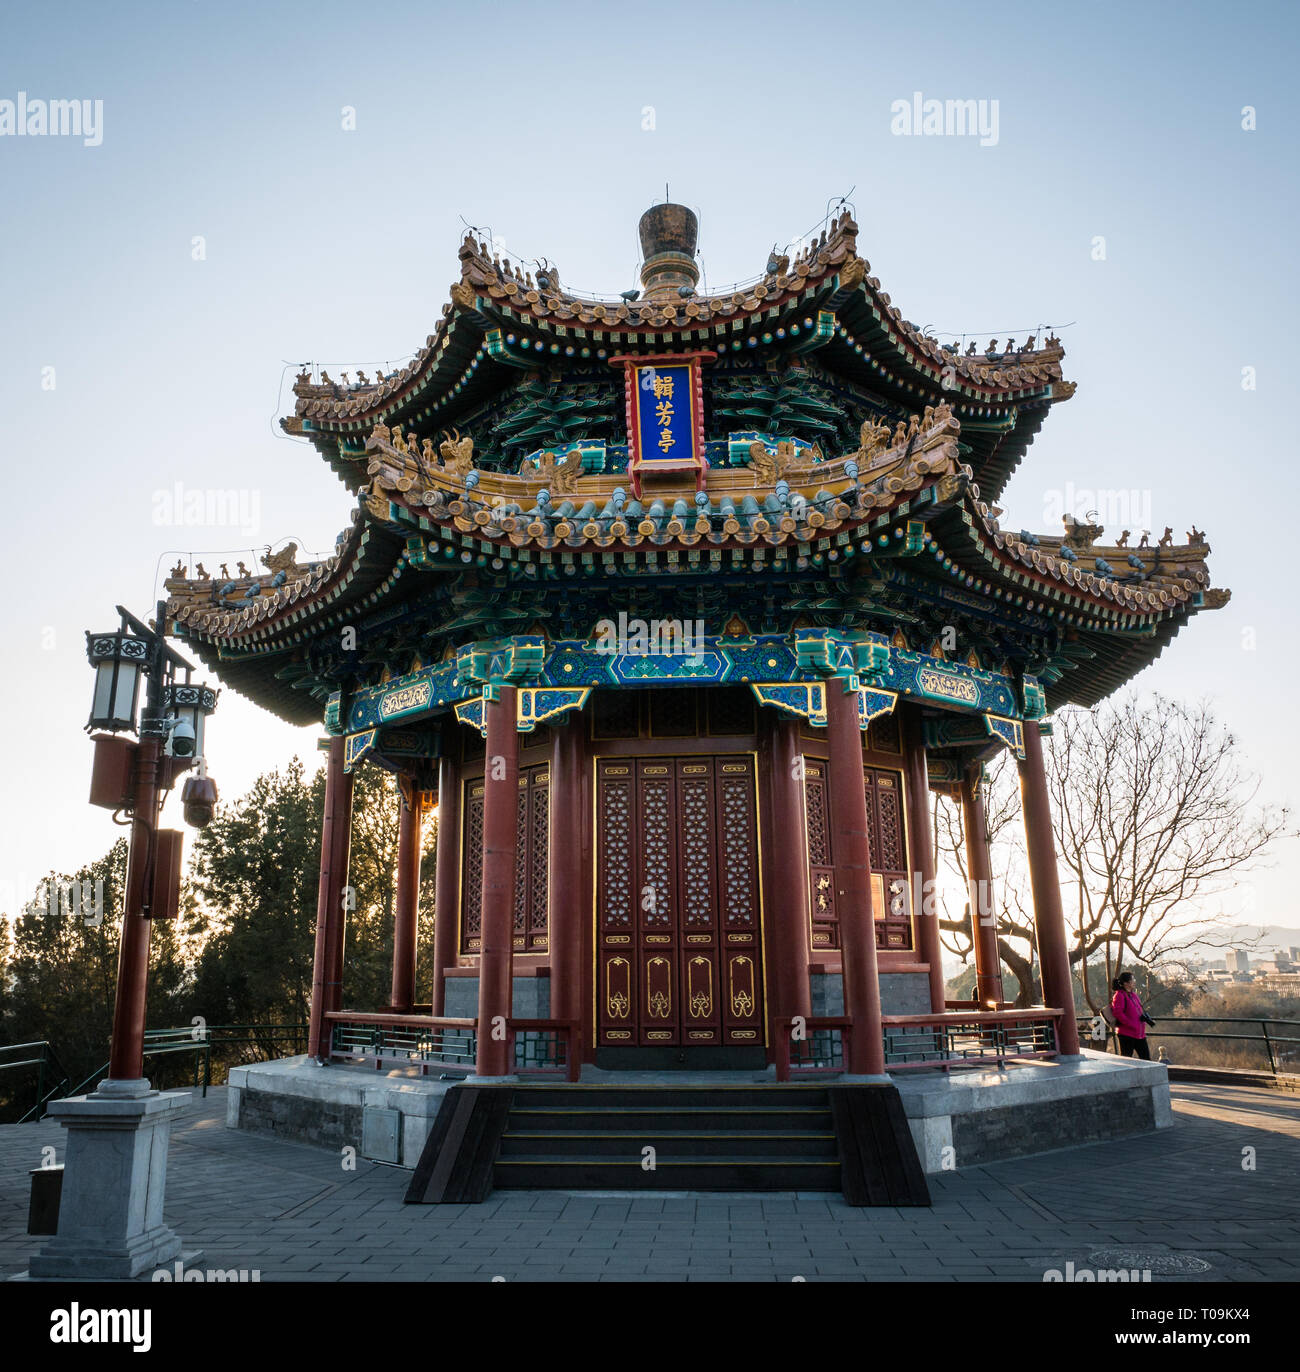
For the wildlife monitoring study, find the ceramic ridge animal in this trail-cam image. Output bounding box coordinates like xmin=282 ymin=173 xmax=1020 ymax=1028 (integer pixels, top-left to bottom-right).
xmin=262 ymin=543 xmax=300 ymax=574
xmin=439 ymin=429 xmax=475 ymax=475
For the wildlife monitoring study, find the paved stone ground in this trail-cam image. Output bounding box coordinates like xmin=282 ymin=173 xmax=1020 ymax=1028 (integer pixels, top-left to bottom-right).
xmin=1 ymin=1082 xmax=1295 ymax=1282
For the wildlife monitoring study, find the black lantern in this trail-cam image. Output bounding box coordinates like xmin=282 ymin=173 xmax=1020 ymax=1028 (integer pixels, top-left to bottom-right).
xmin=85 ymin=630 xmax=149 ymax=732
xmin=162 ymin=682 xmax=219 ymax=760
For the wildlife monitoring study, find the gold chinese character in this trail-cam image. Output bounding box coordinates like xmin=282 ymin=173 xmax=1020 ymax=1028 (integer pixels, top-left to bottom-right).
xmin=652 ymin=374 xmax=674 ymax=399
xmin=657 ymin=428 xmax=675 ymax=452
xmin=655 ymin=400 xmax=674 ymax=425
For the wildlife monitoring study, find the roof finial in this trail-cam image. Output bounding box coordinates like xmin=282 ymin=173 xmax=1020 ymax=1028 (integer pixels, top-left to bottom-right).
xmin=638 ymin=200 xmax=699 ymax=302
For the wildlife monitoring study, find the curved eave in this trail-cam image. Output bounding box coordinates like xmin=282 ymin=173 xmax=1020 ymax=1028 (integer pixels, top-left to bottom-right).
xmin=923 ymin=496 xmax=1227 ymax=707
xmin=284 ymin=213 xmax=1072 ymax=504
xmin=1046 ymin=611 xmax=1199 ymax=711
xmin=166 ymin=516 xmax=423 ymax=724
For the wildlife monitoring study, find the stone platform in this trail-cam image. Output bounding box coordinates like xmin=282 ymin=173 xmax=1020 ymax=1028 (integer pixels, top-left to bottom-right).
xmin=227 ymin=1050 xmax=1168 ymax=1174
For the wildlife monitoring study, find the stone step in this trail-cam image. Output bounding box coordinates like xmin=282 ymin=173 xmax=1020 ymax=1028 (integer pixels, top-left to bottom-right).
xmin=493 ymin=1156 xmax=843 ymax=1191
xmin=507 ymin=1106 xmax=831 ymax=1133
xmin=498 ymin=1129 xmax=839 ymax=1158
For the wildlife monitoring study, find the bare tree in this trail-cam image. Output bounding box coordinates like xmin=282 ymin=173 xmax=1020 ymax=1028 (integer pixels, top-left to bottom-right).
xmin=933 ymin=757 xmax=1040 ymax=1006
xmin=932 ymin=693 xmax=1291 ymax=1011
xmin=1047 ymin=694 xmax=1290 ymax=1009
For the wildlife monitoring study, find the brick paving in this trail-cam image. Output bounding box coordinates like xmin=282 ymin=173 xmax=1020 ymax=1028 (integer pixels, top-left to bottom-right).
xmin=1 ymin=1082 xmax=1295 ymax=1282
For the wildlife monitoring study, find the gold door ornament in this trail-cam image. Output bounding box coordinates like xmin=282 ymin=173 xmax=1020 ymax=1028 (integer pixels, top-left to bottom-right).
xmin=687 ymin=956 xmax=713 ymax=1018
xmin=646 ymin=956 xmax=672 ymax=1018
xmin=729 ymin=955 xmax=756 ymax=1018
xmin=606 ymin=956 xmax=631 ymax=1018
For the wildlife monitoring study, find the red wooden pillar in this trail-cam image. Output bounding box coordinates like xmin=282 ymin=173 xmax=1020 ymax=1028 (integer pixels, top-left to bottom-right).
xmin=767 ymin=711 xmax=812 ymax=1027
xmin=107 ymin=736 xmax=160 ymax=1082
xmin=962 ymin=765 xmax=1004 ymax=1007
xmin=389 ymin=781 xmax=423 ymax=1012
xmin=1017 ymin=720 xmax=1080 ymax=1054
xmin=309 ymin=737 xmax=354 ymax=1061
xmin=548 ymin=713 xmax=585 ymax=1036
xmin=475 ymin=687 xmax=519 ymax=1076
xmin=826 ymin=680 xmax=885 ymax=1074
xmin=900 ymin=705 xmax=946 ymax=1014
xmin=429 ymin=751 xmax=460 ymax=1017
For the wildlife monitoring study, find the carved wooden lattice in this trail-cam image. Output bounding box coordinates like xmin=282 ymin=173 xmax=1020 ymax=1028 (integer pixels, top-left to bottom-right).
xmin=592 ymin=691 xmax=639 ymax=738
xmin=461 ymin=765 xmax=550 ymax=954
xmin=649 ymin=692 xmax=696 ymax=737
xmin=513 ymin=779 xmax=528 ymax=940
xmin=596 ymin=756 xmax=764 ymax=1048
xmin=801 ymin=761 xmax=912 ymax=951
xmin=461 ymin=782 xmax=485 ymax=950
xmin=719 ymin=770 xmax=758 ymax=929
xmin=870 ymin=714 xmax=902 ymax=754
xmin=529 ymin=775 xmax=549 ymax=939
xmin=679 ymin=775 xmax=713 ymax=927
xmin=599 ymin=772 xmax=634 ymax=930
xmin=707 ymin=686 xmax=756 ymax=736
xmin=867 ymin=771 xmax=910 ymax=949
xmin=640 ymin=774 xmax=674 ymax=927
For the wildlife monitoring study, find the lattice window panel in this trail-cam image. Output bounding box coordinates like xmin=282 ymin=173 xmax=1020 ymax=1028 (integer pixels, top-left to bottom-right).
xmin=869 ymin=714 xmax=902 ymax=754
xmin=707 ymin=686 xmax=755 ymax=736
xmin=678 ymin=775 xmax=714 ymax=927
xmin=718 ymin=768 xmax=757 ymax=928
xmin=461 ymin=765 xmax=550 ymax=954
xmin=529 ymin=775 xmax=549 ymax=939
xmin=802 ymin=764 xmax=912 ymax=951
xmin=867 ymin=770 xmax=910 ymax=950
xmin=639 ymin=773 xmax=674 ymax=927
xmin=461 ymin=783 xmax=485 ymax=951
xmin=513 ymin=778 xmax=529 ymax=940
xmin=592 ymin=690 xmax=639 ymax=739
xmin=599 ymin=771 xmax=634 ymax=930
xmin=649 ymin=691 xmax=697 ymax=737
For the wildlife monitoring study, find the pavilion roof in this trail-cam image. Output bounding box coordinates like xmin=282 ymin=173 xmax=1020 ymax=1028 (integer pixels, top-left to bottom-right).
xmin=168 ymin=405 xmax=1227 ymax=723
xmin=283 ymin=211 xmax=1073 ymax=503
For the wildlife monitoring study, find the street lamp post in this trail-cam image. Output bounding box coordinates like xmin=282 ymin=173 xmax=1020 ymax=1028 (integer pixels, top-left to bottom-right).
xmin=30 ymin=601 xmax=218 ymax=1280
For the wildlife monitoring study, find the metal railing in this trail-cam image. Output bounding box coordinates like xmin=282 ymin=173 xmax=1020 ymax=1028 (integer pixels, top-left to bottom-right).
xmin=66 ymin=1023 xmax=310 ymax=1099
xmin=775 ymin=1017 xmax=852 ymax=1081
xmin=883 ymin=1009 xmax=1062 ymax=1071
xmin=325 ymin=1013 xmax=581 ymax=1080
xmin=1077 ymin=1015 xmax=1300 ymax=1074
xmin=2 ymin=1024 xmax=310 ymax=1120
xmin=509 ymin=1020 xmax=581 ymax=1081
xmin=327 ymin=1012 xmax=477 ymax=1073
xmin=0 ymin=1041 xmax=72 ymax=1124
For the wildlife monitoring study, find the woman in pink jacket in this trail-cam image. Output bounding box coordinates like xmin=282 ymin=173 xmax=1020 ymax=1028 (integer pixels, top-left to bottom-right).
xmin=1110 ymin=972 xmax=1154 ymax=1059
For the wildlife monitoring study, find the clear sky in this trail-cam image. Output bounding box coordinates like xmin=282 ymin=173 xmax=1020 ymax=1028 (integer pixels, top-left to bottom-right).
xmin=1 ymin=1 xmax=1296 ymax=930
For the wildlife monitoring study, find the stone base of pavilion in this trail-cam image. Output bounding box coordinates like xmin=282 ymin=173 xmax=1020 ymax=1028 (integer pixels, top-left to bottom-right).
xmin=226 ymin=1049 xmax=1169 ymax=1177
xmin=893 ymin=1050 xmax=1172 ymax=1171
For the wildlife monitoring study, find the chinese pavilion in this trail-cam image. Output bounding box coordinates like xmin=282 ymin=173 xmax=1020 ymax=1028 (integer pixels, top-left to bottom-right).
xmin=165 ymin=202 xmax=1226 ymax=1120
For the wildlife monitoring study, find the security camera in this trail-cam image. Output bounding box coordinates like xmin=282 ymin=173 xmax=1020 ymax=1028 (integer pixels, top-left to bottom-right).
xmin=168 ymin=717 xmax=197 ymax=758
xmin=180 ymin=775 xmax=218 ymax=828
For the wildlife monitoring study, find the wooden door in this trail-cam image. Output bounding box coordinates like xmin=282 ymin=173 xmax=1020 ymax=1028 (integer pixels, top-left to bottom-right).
xmin=596 ymin=756 xmax=763 ymax=1050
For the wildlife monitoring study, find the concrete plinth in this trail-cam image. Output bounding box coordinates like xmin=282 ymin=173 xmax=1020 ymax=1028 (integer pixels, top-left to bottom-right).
xmin=228 ymin=1049 xmax=1174 ymax=1177
xmin=228 ymin=1056 xmax=456 ymax=1165
xmin=895 ymin=1049 xmax=1172 ymax=1172
xmin=29 ymin=1084 xmax=195 ymax=1280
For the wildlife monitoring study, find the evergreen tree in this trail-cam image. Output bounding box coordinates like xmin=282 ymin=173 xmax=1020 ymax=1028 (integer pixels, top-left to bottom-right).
xmin=2 ymin=838 xmax=190 ymax=1108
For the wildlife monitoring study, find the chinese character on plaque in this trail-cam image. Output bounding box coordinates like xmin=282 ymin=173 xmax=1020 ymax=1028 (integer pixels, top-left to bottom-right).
xmin=610 ymin=352 xmax=709 ymax=496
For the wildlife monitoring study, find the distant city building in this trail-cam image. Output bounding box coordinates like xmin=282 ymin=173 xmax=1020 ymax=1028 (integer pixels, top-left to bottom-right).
xmin=1225 ymin=949 xmax=1251 ymax=973
xmin=1254 ymin=973 xmax=1300 ymax=994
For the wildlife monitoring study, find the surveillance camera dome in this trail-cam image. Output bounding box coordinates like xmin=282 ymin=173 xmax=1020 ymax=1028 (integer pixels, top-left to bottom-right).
xmin=180 ymin=774 xmax=218 ymax=828
xmin=169 ymin=717 xmax=197 ymax=758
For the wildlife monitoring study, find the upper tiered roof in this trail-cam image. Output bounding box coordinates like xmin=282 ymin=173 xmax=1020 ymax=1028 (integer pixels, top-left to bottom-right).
xmin=164 ymin=201 xmax=1227 ymax=728
xmin=284 ymin=209 xmax=1074 ymax=502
